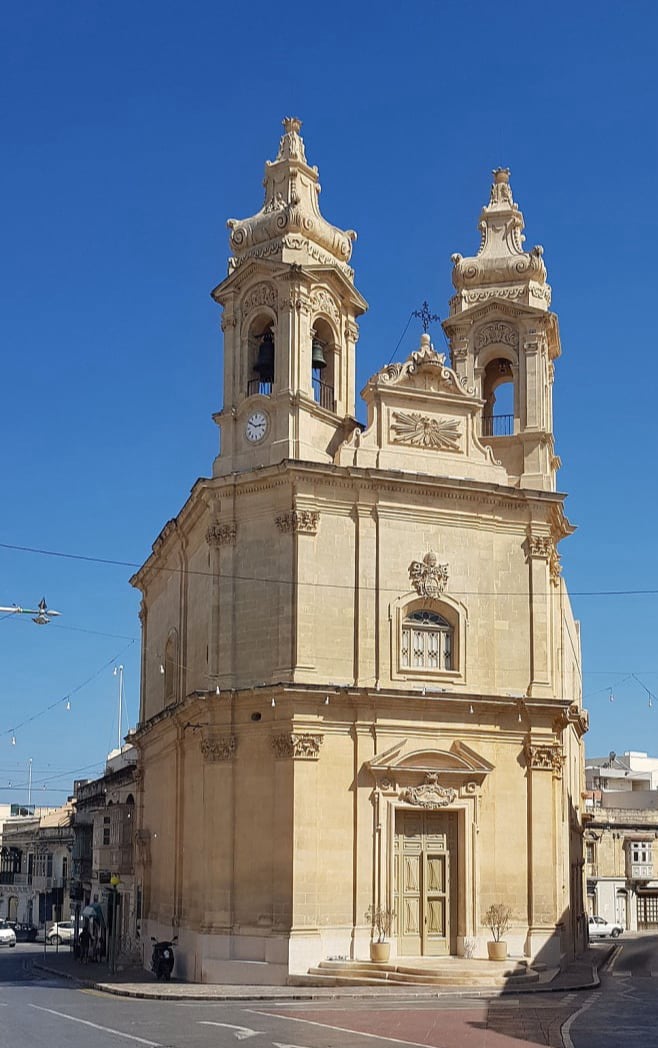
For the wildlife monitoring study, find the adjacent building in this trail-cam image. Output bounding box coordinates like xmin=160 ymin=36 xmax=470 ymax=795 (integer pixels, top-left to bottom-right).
xmin=73 ymin=744 xmax=139 ymax=958
xmin=0 ymin=802 xmax=73 ymax=928
xmin=584 ymin=751 xmax=658 ymax=930
xmin=130 ymin=118 xmax=588 ymax=983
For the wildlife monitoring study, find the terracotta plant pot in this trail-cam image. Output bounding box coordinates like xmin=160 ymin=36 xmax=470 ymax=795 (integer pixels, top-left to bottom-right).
xmin=487 ymin=940 xmax=508 ymax=961
xmin=370 ymin=941 xmax=391 ymax=963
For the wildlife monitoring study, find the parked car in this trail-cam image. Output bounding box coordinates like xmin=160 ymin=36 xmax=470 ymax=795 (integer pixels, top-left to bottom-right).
xmin=588 ymin=914 xmax=623 ymax=938
xmin=8 ymin=922 xmax=38 ymax=942
xmin=0 ymin=920 xmax=17 ymax=948
xmin=46 ymin=920 xmax=75 ymax=945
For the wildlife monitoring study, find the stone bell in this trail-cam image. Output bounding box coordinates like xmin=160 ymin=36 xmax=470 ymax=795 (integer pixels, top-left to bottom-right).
xmin=311 ymin=336 xmax=327 ymax=371
xmin=254 ymin=331 xmax=275 ymax=382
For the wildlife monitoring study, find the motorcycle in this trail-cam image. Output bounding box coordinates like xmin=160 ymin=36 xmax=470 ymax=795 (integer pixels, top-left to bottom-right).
xmin=150 ymin=936 xmax=177 ymax=980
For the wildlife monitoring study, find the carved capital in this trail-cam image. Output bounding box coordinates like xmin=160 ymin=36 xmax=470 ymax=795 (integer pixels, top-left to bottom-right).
xmin=206 ymin=521 xmax=237 ymax=548
xmin=201 ymin=735 xmax=237 ymax=762
xmin=275 ymin=510 xmax=319 ymax=534
xmin=221 ymin=313 xmax=237 ymax=331
xmin=271 ymin=732 xmax=323 ymax=759
xmin=525 ymin=742 xmax=565 ymax=777
xmin=528 ymin=535 xmax=552 ymax=559
xmin=345 ymin=320 xmax=360 ymax=343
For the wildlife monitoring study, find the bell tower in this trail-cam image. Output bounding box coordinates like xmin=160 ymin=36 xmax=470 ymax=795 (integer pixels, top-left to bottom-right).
xmin=443 ymin=169 xmax=561 ymax=491
xmin=211 ymin=117 xmax=368 ymax=477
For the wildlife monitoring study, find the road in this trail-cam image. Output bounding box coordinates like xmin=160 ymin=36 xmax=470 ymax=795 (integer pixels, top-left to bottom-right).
xmin=1 ymin=936 xmax=657 ymax=1048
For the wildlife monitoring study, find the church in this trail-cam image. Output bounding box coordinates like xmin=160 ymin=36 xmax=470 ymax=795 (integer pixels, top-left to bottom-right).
xmin=130 ymin=117 xmax=588 ymax=983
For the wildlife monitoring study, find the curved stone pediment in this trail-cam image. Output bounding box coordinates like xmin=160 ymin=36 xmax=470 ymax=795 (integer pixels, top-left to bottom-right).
xmin=368 ymin=739 xmax=494 ymax=781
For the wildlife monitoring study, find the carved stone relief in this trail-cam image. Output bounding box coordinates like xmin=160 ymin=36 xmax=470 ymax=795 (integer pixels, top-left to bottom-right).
xmin=310 ymin=288 xmax=341 ymax=327
xmin=409 ymin=551 xmax=449 ymax=598
xmin=391 ymin=411 xmax=461 ymax=452
xmin=241 ymin=283 xmax=277 ymax=315
xmin=400 ymin=773 xmax=457 ymax=808
xmin=272 ymin=733 xmax=323 ymax=759
xmin=475 ymin=322 xmax=519 ymax=350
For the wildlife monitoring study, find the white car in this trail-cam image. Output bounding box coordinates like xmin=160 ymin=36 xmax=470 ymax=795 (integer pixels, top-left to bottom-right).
xmin=588 ymin=914 xmax=623 ymax=938
xmin=0 ymin=920 xmax=17 ymax=948
xmin=46 ymin=920 xmax=75 ymax=945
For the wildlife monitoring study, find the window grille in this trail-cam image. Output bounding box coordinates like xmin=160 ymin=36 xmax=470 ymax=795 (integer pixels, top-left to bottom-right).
xmin=401 ymin=611 xmax=453 ymax=672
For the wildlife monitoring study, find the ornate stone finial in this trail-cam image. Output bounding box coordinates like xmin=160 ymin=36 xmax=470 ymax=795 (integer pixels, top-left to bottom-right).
xmin=222 ymin=117 xmax=357 ymax=277
xmin=448 ymin=167 xmax=551 ymax=314
xmin=276 ymin=116 xmax=307 ymax=162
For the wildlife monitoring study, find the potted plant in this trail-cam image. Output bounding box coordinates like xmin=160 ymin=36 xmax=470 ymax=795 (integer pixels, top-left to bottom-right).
xmin=365 ymin=904 xmax=396 ymax=962
xmin=484 ymin=903 xmax=512 ymax=961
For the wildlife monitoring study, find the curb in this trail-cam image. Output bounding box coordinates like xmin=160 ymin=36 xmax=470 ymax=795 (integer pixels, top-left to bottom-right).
xmin=33 ymin=955 xmax=610 ymax=1002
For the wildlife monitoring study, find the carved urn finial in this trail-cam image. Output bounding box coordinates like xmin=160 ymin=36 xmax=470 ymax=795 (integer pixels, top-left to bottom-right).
xmin=493 ymin=167 xmax=511 ymax=183
xmin=276 ymin=116 xmax=307 ymax=162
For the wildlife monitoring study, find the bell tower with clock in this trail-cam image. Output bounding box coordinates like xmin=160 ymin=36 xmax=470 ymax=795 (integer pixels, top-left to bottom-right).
xmin=211 ymin=117 xmax=368 ymax=477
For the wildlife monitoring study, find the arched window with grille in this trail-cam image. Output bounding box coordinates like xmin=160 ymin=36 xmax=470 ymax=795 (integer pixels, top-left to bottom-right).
xmin=401 ymin=610 xmax=453 ymax=672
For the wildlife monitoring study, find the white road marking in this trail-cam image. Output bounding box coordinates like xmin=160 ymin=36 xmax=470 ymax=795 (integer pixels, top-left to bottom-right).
xmin=604 ymin=944 xmax=623 ymax=974
xmin=254 ymin=1010 xmax=436 ymax=1048
xmin=561 ymin=995 xmax=598 ymax=1048
xmin=198 ymin=1021 xmax=261 ymax=1040
xmin=28 ymin=1004 xmax=163 ymax=1046
xmin=273 ymin=1043 xmax=315 ymax=1048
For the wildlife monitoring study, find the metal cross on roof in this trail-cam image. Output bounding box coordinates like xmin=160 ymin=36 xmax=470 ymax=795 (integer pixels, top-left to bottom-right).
xmin=412 ymin=301 xmax=440 ymax=333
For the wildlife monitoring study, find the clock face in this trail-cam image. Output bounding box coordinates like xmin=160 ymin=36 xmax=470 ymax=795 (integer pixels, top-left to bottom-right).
xmin=245 ymin=411 xmax=268 ymax=443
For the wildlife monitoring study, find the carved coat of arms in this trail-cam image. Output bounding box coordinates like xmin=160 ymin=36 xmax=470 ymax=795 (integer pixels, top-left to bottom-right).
xmin=409 ymin=551 xmax=449 ymax=598
xmin=400 ymin=773 xmax=456 ymax=809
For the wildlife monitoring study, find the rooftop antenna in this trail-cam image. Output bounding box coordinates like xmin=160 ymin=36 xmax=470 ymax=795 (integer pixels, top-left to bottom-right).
xmin=113 ymin=665 xmax=124 ymax=749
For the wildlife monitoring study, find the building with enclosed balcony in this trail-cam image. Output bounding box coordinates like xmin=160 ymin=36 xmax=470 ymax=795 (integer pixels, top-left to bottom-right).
xmin=73 ymin=744 xmax=139 ymax=956
xmin=584 ymin=751 xmax=658 ymax=930
xmin=0 ymin=803 xmax=73 ymax=928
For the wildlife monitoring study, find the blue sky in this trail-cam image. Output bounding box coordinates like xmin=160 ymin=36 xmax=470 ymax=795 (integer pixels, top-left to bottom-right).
xmin=1 ymin=1 xmax=657 ymax=803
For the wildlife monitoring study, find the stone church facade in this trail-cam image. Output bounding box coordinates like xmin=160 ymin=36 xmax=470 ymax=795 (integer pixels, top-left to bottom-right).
xmin=130 ymin=118 xmax=588 ymax=983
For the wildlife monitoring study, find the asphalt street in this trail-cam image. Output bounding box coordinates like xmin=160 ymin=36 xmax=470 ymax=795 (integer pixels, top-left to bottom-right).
xmin=2 ymin=936 xmax=658 ymax=1048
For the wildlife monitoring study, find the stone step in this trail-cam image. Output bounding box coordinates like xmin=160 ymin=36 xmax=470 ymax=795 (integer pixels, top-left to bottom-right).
xmin=305 ymin=959 xmax=541 ymax=988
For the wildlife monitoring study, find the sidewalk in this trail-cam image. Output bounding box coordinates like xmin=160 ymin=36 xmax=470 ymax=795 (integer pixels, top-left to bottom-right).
xmin=33 ymin=943 xmax=614 ymax=1001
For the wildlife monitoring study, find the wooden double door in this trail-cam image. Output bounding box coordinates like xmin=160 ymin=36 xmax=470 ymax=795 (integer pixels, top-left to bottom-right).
xmin=394 ymin=809 xmax=457 ymax=956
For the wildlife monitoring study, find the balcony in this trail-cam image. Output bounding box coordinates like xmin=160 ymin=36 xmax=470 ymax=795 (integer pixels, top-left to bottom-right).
xmin=629 ymin=862 xmax=654 ymax=882
xmin=312 ymin=377 xmax=334 ymax=412
xmin=247 ymin=379 xmax=273 ymax=397
xmin=482 ymin=413 xmax=514 ymax=437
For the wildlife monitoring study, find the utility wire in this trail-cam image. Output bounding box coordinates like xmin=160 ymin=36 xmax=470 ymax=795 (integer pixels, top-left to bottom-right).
xmin=1 ymin=540 xmax=657 ymax=598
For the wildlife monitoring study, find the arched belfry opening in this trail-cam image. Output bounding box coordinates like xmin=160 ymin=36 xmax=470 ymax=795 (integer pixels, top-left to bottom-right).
xmin=482 ymin=357 xmax=515 ymax=436
xmin=247 ymin=314 xmax=275 ymax=397
xmin=310 ymin=316 xmax=336 ymax=412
